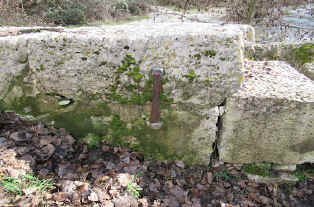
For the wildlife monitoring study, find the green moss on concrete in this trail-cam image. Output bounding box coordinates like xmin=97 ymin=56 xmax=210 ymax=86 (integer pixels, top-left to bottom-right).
xmin=9 ymin=96 xmax=42 ymax=116
xmin=204 ymin=50 xmax=216 ymax=57
xmin=106 ymin=114 xmax=131 ymax=146
xmin=295 ymin=43 xmax=314 ymax=65
xmin=2 ymin=52 xmax=203 ymax=164
xmin=106 ymin=54 xmax=173 ymax=107
xmin=3 ymin=68 xmax=112 ymax=139
xmin=242 ymin=163 xmax=273 ymax=177
xmin=45 ymin=101 xmax=111 ymax=138
xmin=103 ymin=110 xmax=203 ymax=164
xmin=193 ymin=53 xmax=201 ymax=60
xmin=128 ymin=65 xmax=143 ymax=82
xmin=39 ymin=64 xmax=45 ymax=71
xmin=183 ymin=70 xmax=196 ymax=82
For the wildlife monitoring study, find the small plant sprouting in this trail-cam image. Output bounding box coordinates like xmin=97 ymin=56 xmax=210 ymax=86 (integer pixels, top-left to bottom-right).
xmin=1 ymin=174 xmax=54 ymax=195
xmin=215 ymin=168 xmax=231 ymax=182
xmin=1 ymin=176 xmax=23 ymax=195
xmin=295 ymin=170 xmax=308 ymax=182
xmin=23 ymin=174 xmax=54 ymax=192
xmin=136 ymin=170 xmax=143 ymax=177
xmin=126 ymin=175 xmax=142 ymax=198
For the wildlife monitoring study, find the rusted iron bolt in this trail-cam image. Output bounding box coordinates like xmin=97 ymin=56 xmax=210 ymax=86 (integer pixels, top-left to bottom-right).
xmin=150 ymin=66 xmax=165 ymax=129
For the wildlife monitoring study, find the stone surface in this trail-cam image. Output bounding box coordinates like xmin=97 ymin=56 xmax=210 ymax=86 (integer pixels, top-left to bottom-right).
xmin=303 ymin=62 xmax=314 ymax=80
xmin=273 ymin=164 xmax=297 ymax=172
xmin=246 ymin=173 xmax=298 ymax=184
xmin=219 ymin=60 xmax=314 ymax=165
xmin=23 ymin=23 xmax=244 ymax=106
xmin=0 ymin=22 xmax=247 ymax=165
xmin=0 ymin=37 xmax=28 ymax=103
xmin=244 ymin=42 xmax=314 ymax=80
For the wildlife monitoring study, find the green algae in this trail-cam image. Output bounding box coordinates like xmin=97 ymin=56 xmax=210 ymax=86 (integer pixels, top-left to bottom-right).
xmin=1 ymin=51 xmax=206 ymax=164
xmin=103 ymin=111 xmax=203 ymax=164
xmin=60 ymin=108 xmax=204 ymax=164
xmin=45 ymin=101 xmax=111 ymax=138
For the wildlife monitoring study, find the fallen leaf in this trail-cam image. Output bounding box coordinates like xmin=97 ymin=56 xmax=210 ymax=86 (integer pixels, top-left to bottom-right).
xmin=53 ymin=192 xmax=70 ymax=202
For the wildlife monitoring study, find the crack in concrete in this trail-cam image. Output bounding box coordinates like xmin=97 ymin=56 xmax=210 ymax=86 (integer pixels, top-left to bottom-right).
xmin=210 ymin=99 xmax=226 ymax=167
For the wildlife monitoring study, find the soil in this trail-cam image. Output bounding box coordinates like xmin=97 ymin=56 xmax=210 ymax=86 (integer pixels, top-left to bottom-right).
xmin=0 ymin=111 xmax=313 ymax=207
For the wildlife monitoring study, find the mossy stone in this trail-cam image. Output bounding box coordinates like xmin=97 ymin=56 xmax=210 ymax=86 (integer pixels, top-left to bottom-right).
xmin=295 ymin=43 xmax=314 ymax=65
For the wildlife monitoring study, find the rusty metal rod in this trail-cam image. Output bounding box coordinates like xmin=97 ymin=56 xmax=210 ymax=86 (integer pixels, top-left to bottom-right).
xmin=150 ymin=70 xmax=162 ymax=124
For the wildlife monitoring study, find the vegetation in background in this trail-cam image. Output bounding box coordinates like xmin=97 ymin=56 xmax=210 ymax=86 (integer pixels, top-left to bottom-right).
xmin=0 ymin=0 xmax=152 ymax=26
xmin=226 ymin=0 xmax=310 ymax=24
xmin=0 ymin=0 xmax=310 ymax=26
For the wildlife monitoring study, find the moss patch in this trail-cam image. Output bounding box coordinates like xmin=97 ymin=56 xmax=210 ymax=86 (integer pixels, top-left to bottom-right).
xmin=295 ymin=43 xmax=314 ymax=65
xmin=80 ymin=133 xmax=103 ymax=148
xmin=1 ymin=51 xmax=207 ymax=164
xmin=242 ymin=163 xmax=273 ymax=177
xmin=102 ymin=110 xmax=203 ymax=164
xmin=105 ymin=54 xmax=173 ymax=107
xmin=203 ymin=50 xmax=216 ymax=57
xmin=183 ymin=70 xmax=196 ymax=82
xmin=45 ymin=101 xmax=111 ymax=138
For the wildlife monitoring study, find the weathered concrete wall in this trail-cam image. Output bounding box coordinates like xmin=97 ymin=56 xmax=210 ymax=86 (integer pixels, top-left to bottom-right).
xmin=1 ymin=24 xmax=313 ymax=166
xmin=219 ymin=61 xmax=314 ymax=165
xmin=0 ymin=23 xmax=250 ymax=165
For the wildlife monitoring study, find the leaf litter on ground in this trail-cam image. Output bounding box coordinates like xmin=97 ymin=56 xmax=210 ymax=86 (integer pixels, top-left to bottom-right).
xmin=0 ymin=111 xmax=313 ymax=206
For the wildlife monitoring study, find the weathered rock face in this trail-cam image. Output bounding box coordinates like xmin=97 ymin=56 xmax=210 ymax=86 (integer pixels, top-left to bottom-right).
xmin=0 ymin=37 xmax=28 ymax=101
xmin=219 ymin=60 xmax=314 ymax=165
xmin=2 ymin=23 xmax=312 ymax=166
xmin=0 ymin=23 xmax=249 ymax=165
xmin=244 ymin=42 xmax=314 ymax=80
xmin=303 ymin=62 xmax=314 ymax=80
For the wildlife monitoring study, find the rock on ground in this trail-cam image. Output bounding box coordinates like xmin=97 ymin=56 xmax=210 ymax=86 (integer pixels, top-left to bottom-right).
xmin=244 ymin=42 xmax=314 ymax=80
xmin=219 ymin=60 xmax=314 ymax=165
xmin=0 ymin=22 xmax=252 ymax=165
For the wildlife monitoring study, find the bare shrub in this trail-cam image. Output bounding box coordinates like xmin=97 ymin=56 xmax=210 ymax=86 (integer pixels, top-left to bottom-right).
xmin=225 ymin=0 xmax=310 ymax=24
xmin=156 ymin=0 xmax=220 ymax=10
xmin=0 ymin=0 xmax=152 ymax=26
xmin=0 ymin=0 xmax=48 ymax=26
